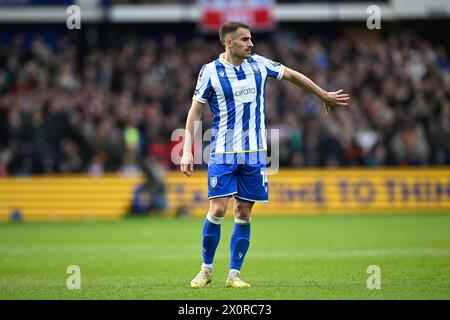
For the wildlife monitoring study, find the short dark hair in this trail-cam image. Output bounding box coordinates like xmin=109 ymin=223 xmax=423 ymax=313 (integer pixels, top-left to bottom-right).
xmin=219 ymin=21 xmax=250 ymax=45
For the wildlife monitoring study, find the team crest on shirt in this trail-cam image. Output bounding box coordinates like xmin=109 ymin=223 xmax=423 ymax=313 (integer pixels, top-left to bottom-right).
xmin=210 ymin=176 xmax=218 ymax=189
xmin=249 ymin=62 xmax=260 ymax=73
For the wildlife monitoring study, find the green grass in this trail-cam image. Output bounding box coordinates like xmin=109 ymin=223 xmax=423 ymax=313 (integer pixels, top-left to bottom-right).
xmin=0 ymin=214 xmax=450 ymax=299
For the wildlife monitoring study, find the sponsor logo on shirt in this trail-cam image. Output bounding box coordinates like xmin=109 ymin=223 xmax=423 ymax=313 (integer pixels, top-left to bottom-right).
xmin=234 ymin=88 xmax=256 ymax=97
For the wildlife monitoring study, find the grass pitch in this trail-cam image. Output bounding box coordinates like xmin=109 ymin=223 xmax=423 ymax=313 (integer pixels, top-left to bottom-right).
xmin=0 ymin=214 xmax=449 ymax=300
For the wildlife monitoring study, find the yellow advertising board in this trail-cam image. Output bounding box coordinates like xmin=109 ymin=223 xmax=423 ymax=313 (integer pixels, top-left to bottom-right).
xmin=167 ymin=168 xmax=450 ymax=216
xmin=0 ymin=168 xmax=449 ymax=221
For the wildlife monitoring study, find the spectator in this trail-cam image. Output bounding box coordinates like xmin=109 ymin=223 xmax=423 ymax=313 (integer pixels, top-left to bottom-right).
xmin=0 ymin=27 xmax=449 ymax=175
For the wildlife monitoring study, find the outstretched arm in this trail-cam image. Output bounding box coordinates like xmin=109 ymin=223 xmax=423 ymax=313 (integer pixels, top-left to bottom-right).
xmin=180 ymin=99 xmax=204 ymax=177
xmin=281 ymin=66 xmax=350 ymax=114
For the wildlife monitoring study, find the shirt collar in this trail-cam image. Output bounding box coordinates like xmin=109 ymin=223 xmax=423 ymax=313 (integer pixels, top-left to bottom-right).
xmin=219 ymin=53 xmax=246 ymax=68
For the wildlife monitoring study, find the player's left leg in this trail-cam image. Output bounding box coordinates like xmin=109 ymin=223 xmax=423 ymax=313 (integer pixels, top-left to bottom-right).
xmin=225 ymin=198 xmax=254 ymax=288
xmin=226 ymin=154 xmax=268 ymax=288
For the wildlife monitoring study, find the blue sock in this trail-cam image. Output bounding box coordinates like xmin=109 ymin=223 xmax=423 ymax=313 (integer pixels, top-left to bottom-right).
xmin=230 ymin=219 xmax=251 ymax=271
xmin=202 ymin=214 xmax=222 ymax=265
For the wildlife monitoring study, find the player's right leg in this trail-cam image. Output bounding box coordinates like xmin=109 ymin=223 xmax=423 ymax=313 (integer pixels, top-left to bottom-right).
xmin=191 ymin=197 xmax=229 ymax=289
xmin=191 ymin=156 xmax=238 ymax=288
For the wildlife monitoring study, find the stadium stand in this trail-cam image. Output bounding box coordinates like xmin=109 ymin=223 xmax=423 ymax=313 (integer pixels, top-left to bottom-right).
xmin=1 ymin=23 xmax=449 ymax=177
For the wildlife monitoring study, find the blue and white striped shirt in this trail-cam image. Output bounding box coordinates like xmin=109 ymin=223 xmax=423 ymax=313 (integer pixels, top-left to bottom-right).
xmin=193 ymin=53 xmax=284 ymax=155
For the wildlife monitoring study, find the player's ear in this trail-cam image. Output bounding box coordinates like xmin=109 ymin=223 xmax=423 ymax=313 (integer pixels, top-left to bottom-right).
xmin=225 ymin=35 xmax=232 ymax=49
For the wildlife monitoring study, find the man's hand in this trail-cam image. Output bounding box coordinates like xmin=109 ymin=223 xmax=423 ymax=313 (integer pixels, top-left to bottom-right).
xmin=180 ymin=153 xmax=194 ymax=177
xmin=322 ymin=90 xmax=350 ymax=114
xmin=281 ymin=68 xmax=350 ymax=114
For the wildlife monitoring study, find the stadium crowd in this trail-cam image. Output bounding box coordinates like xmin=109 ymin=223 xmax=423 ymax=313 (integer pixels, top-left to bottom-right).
xmin=0 ymin=26 xmax=449 ymax=176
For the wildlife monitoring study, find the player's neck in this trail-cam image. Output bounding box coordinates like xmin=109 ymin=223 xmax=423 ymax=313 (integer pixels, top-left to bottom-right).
xmin=223 ymin=52 xmax=244 ymax=67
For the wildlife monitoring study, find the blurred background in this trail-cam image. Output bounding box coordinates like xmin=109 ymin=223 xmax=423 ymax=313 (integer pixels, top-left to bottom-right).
xmin=0 ymin=0 xmax=449 ymax=220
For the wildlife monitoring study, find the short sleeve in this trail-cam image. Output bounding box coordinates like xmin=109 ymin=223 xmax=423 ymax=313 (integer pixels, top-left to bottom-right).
xmin=252 ymin=54 xmax=285 ymax=80
xmin=193 ymin=64 xmax=213 ymax=104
